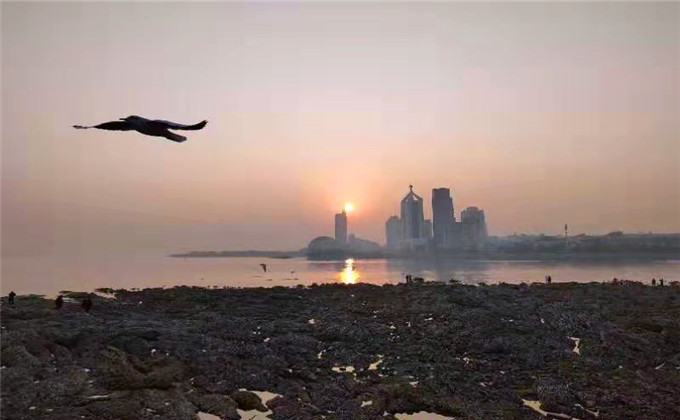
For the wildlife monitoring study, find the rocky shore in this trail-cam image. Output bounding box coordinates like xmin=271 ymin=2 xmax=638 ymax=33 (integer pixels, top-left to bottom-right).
xmin=2 ymin=282 xmax=679 ymax=419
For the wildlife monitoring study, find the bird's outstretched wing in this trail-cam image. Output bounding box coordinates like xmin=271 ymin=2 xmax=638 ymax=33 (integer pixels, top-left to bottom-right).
xmin=154 ymin=120 xmax=208 ymax=131
xmin=161 ymin=131 xmax=187 ymax=143
xmin=73 ymin=121 xmax=133 ymax=131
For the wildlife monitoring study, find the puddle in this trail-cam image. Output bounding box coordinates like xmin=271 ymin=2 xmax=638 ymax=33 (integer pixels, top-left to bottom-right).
xmin=308 ymin=319 xmax=316 ymax=325
xmin=574 ymin=403 xmax=600 ymax=417
xmin=409 ymin=381 xmax=419 ymax=387
xmin=368 ymin=355 xmax=384 ymax=370
xmin=523 ymin=400 xmax=548 ymax=416
xmin=238 ymin=389 xmax=281 ymax=404
xmin=361 ymin=400 xmax=373 ymax=407
xmin=331 ymin=365 xmax=355 ymax=373
xmin=394 ymin=412 xmax=453 ymax=419
xmin=93 ymin=291 xmax=117 ymax=300
xmin=317 ymin=349 xmax=326 ymax=359
xmin=522 ymin=399 xmax=582 ymax=420
xmin=197 ymin=412 xmax=222 ymax=420
xmin=568 ymin=337 xmax=581 ymax=355
xmin=235 ymin=390 xmax=282 ymax=420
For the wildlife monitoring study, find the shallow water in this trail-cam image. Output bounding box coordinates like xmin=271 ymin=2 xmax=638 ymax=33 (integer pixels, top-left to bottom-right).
xmin=2 ymin=250 xmax=678 ymax=296
xmin=394 ymin=412 xmax=453 ymax=420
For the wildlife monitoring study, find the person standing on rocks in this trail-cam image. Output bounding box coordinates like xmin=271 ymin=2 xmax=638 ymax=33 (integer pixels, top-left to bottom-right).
xmin=55 ymin=295 xmax=64 ymax=310
xmin=8 ymin=291 xmax=16 ymax=305
xmin=652 ymin=278 xmax=656 ymax=286
xmin=82 ymin=298 xmax=93 ymax=313
xmin=660 ymin=278 xmax=664 ymax=287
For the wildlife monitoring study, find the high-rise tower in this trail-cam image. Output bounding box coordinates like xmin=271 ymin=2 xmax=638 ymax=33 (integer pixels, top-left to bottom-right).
xmin=334 ymin=210 xmax=348 ymax=246
xmin=400 ymin=185 xmax=425 ymax=241
xmin=461 ymin=206 xmax=488 ymax=248
xmin=432 ymin=188 xmax=455 ymax=248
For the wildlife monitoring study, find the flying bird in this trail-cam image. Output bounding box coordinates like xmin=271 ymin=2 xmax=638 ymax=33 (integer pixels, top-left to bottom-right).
xmin=73 ymin=115 xmax=208 ymax=143
xmin=260 ymin=264 xmax=268 ymax=273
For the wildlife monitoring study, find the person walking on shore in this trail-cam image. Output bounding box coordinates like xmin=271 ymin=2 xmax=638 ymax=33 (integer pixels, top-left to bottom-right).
xmin=55 ymin=295 xmax=64 ymax=310
xmin=8 ymin=291 xmax=16 ymax=305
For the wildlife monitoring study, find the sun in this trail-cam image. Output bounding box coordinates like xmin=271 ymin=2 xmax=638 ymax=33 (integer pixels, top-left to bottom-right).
xmin=343 ymin=202 xmax=354 ymax=213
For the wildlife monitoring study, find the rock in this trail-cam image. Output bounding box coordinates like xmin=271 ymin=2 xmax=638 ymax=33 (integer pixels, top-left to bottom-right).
xmin=188 ymin=392 xmax=239 ymax=420
xmin=230 ymin=390 xmax=267 ymax=411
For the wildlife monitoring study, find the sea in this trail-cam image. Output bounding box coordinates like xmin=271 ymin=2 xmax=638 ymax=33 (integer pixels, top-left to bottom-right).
xmin=2 ymin=250 xmax=678 ymax=297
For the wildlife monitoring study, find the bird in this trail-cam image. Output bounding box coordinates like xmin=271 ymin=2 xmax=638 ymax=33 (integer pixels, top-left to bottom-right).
xmin=73 ymin=115 xmax=208 ymax=143
xmin=260 ymin=263 xmax=268 ymax=273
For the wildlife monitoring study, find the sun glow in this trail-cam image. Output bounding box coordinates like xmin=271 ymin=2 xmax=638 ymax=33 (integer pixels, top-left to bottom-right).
xmin=343 ymin=203 xmax=354 ymax=213
xmin=340 ymin=258 xmax=359 ymax=284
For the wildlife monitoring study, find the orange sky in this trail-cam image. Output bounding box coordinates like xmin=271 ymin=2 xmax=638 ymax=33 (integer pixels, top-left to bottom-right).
xmin=2 ymin=2 xmax=678 ymax=255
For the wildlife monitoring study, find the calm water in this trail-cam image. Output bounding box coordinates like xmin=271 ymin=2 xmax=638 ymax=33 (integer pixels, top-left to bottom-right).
xmin=2 ymin=250 xmax=678 ymax=297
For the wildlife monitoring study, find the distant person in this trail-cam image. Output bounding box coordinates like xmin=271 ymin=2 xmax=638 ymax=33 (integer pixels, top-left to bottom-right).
xmin=55 ymin=295 xmax=64 ymax=310
xmin=652 ymin=278 xmax=656 ymax=286
xmin=8 ymin=291 xmax=16 ymax=305
xmin=81 ymin=298 xmax=93 ymax=313
xmin=660 ymin=278 xmax=664 ymax=287
xmin=260 ymin=263 xmax=268 ymax=273
xmin=546 ymin=276 xmax=552 ymax=284
xmin=405 ymin=274 xmax=412 ymax=284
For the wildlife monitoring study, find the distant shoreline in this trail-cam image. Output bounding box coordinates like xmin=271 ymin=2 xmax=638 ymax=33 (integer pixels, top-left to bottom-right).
xmin=168 ymin=250 xmax=304 ymax=259
xmin=169 ymin=249 xmax=679 ymax=262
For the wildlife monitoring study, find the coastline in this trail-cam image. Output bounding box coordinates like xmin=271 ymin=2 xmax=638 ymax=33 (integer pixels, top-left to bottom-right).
xmin=2 ymin=282 xmax=679 ymax=419
xmin=169 ymin=250 xmax=680 ymax=262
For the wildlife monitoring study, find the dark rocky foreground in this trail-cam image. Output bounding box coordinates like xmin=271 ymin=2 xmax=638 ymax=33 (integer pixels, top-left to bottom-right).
xmin=2 ymin=282 xmax=679 ymax=420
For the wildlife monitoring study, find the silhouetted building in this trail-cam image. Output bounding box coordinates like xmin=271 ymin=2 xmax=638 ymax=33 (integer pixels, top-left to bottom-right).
xmin=422 ymin=219 xmax=433 ymax=240
xmin=399 ymin=185 xmax=428 ymax=249
xmin=348 ymin=234 xmax=382 ymax=253
xmin=461 ymin=206 xmax=488 ymax=249
xmin=401 ymin=185 xmax=424 ymax=240
xmin=385 ymin=216 xmax=402 ymax=249
xmin=335 ymin=210 xmax=348 ymax=246
xmin=307 ymin=236 xmax=344 ymax=259
xmin=432 ymin=188 xmax=455 ymax=248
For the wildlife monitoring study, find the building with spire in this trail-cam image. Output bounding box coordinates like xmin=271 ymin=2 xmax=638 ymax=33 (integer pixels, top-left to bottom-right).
xmin=401 ymin=185 xmax=425 ymax=241
xmin=383 ymin=185 xmax=431 ymax=250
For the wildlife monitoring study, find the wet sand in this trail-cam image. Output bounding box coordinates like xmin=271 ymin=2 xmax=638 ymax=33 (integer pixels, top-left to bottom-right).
xmin=2 ymin=282 xmax=679 ymax=419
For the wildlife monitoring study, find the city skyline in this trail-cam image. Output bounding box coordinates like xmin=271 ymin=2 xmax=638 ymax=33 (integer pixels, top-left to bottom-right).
xmin=2 ymin=2 xmax=678 ymax=256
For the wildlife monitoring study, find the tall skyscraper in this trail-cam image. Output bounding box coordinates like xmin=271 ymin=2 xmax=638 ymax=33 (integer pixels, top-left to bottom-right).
xmin=334 ymin=210 xmax=348 ymax=246
xmin=400 ymin=185 xmax=425 ymax=240
xmin=432 ymin=188 xmax=455 ymax=248
xmin=461 ymin=206 xmax=488 ymax=248
xmin=385 ymin=216 xmax=402 ymax=249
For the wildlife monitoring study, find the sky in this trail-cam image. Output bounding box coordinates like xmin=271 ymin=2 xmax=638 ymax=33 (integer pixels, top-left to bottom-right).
xmin=2 ymin=1 xmax=679 ymax=256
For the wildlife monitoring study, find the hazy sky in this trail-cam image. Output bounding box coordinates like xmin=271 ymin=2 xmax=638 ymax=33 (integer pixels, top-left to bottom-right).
xmin=2 ymin=2 xmax=679 ymax=256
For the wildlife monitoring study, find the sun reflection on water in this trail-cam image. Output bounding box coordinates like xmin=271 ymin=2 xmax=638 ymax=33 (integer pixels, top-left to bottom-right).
xmin=340 ymin=258 xmax=359 ymax=284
